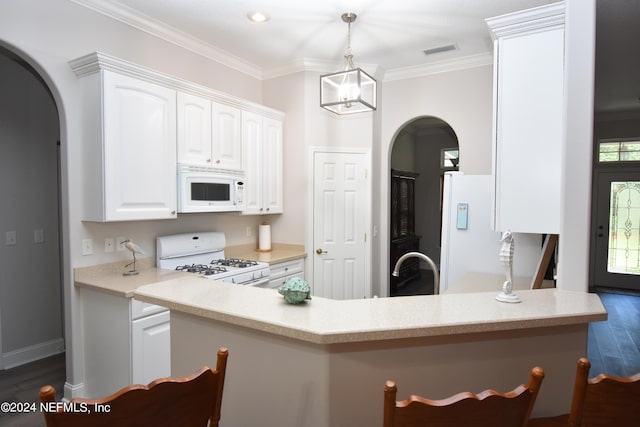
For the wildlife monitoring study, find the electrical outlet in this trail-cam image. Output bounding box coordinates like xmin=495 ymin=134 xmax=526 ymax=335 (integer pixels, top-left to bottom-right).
xmin=104 ymin=237 xmax=114 ymax=253
xmin=5 ymin=230 xmax=17 ymax=245
xmin=117 ymin=237 xmax=127 ymax=252
xmin=82 ymin=238 xmax=93 ymax=255
xmin=34 ymin=229 xmax=45 ymax=243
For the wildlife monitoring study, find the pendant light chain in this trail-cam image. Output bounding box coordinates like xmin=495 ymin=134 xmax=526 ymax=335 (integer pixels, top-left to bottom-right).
xmin=344 ymin=13 xmax=355 ymax=70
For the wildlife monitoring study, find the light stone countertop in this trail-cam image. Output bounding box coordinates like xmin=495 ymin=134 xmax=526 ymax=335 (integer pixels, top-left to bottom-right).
xmin=73 ymin=243 xmax=305 ymax=298
xmin=134 ymin=277 xmax=608 ymax=345
xmin=74 ymin=258 xmax=191 ymax=298
xmin=224 ymin=243 xmax=306 ymax=264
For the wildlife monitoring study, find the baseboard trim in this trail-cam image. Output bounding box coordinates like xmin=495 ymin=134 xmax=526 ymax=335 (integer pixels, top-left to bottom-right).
xmin=2 ymin=337 xmax=65 ymax=369
xmin=64 ymin=381 xmax=85 ymax=400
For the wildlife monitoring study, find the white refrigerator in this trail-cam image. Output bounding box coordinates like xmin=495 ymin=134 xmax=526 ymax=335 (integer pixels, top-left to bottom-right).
xmin=439 ymin=173 xmax=542 ymax=293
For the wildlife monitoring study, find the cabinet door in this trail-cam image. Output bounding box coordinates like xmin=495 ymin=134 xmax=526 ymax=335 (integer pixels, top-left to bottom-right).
xmin=177 ymin=92 xmax=212 ymax=165
xmin=262 ymin=117 xmax=284 ymax=214
xmin=241 ymin=114 xmax=284 ymax=215
xmin=103 ymin=71 xmax=177 ymax=221
xmin=212 ymin=103 xmax=242 ymax=170
xmin=242 ymin=111 xmax=263 ymax=214
xmin=489 ymin=5 xmax=564 ymax=233
xmin=131 ymin=311 xmax=170 ymax=385
xmin=269 ymin=259 xmax=305 ymax=289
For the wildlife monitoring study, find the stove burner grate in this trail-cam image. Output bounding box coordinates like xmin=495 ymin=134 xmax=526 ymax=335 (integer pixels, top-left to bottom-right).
xmin=175 ymin=264 xmax=228 ymax=275
xmin=211 ymin=258 xmax=259 ymax=269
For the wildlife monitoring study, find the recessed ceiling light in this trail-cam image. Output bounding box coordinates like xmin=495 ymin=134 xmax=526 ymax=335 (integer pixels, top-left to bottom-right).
xmin=247 ymin=11 xmax=269 ymax=23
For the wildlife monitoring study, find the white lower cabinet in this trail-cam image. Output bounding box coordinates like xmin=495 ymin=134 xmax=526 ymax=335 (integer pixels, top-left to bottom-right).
xmin=268 ymin=258 xmax=305 ymax=289
xmin=81 ymin=288 xmax=170 ymax=398
xmin=131 ymin=310 xmax=171 ymax=385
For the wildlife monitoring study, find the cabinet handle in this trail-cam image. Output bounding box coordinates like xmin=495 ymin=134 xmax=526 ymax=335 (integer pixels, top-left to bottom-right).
xmin=216 ymin=159 xmax=221 ymax=164
xmin=284 ymin=267 xmax=289 ymax=272
xmin=171 ymin=210 xmax=176 ymax=215
xmin=207 ymin=158 xmax=211 ymax=163
xmin=266 ymin=208 xmax=270 ymax=212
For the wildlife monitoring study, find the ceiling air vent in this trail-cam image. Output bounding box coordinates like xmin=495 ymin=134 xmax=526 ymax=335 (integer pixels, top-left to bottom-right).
xmin=423 ymin=44 xmax=458 ymax=56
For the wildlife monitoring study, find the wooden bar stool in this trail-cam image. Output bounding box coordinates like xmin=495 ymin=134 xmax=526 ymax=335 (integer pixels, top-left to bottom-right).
xmin=384 ymin=366 xmax=545 ymax=427
xmin=39 ymin=347 xmax=229 ymax=427
xmin=529 ymin=357 xmax=640 ymax=427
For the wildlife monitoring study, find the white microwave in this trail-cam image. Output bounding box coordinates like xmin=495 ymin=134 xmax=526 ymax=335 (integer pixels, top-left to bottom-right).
xmin=177 ymin=165 xmax=245 ymax=213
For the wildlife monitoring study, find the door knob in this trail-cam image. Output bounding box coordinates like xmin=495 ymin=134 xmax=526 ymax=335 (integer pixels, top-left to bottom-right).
xmin=316 ymin=248 xmax=327 ymax=255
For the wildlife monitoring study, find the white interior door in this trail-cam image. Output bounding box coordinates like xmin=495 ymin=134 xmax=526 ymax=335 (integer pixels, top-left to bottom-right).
xmin=312 ymin=150 xmax=370 ymax=299
xmin=594 ymin=171 xmax=640 ymax=290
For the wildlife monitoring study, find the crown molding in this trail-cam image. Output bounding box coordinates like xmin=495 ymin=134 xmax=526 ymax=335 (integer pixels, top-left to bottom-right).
xmin=69 ymin=51 xmax=285 ymax=119
xmin=486 ymin=1 xmax=565 ymax=39
xmin=382 ymin=52 xmax=493 ymax=82
xmin=262 ymin=59 xmax=383 ymax=81
xmin=69 ymin=0 xmax=262 ymax=79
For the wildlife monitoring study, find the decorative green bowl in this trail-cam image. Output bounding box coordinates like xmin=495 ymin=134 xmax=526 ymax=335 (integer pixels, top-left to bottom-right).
xmin=278 ymin=277 xmax=311 ymax=304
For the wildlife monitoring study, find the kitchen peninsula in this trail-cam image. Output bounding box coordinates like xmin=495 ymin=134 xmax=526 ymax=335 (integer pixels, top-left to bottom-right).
xmin=135 ymin=279 xmax=606 ymax=427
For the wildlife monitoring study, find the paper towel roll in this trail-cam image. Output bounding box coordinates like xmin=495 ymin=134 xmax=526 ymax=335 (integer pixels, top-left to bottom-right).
xmin=258 ymin=224 xmax=272 ymax=252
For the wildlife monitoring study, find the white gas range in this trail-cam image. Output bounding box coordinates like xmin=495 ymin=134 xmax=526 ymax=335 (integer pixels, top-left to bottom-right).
xmin=156 ymin=232 xmax=270 ymax=287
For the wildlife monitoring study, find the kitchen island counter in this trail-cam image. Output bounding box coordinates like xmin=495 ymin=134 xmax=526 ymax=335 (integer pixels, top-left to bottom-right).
xmin=134 ymin=278 xmax=606 ymax=426
xmin=135 ymin=278 xmax=605 ymax=344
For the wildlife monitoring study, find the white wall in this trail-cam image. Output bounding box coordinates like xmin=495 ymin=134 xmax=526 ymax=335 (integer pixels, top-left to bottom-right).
xmin=557 ymin=0 xmax=596 ymax=291
xmin=0 ymin=53 xmax=63 ymax=367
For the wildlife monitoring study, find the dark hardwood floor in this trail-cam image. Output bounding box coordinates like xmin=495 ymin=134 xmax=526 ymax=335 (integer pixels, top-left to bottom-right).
xmin=587 ymin=288 xmax=640 ymax=377
xmin=0 ymin=286 xmax=637 ymax=427
xmin=0 ymin=352 xmax=64 ymax=427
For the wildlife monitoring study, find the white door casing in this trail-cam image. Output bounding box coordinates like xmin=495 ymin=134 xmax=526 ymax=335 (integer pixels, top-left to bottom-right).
xmin=310 ymin=149 xmax=371 ymax=299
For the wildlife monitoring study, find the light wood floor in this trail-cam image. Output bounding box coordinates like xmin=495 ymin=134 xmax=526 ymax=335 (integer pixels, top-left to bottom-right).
xmin=0 ymin=289 xmax=637 ymax=427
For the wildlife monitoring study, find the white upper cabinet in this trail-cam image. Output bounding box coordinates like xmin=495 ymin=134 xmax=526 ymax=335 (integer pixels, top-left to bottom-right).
xmin=487 ymin=2 xmax=565 ymax=234
xmin=262 ymin=117 xmax=284 ymax=213
xmin=72 ymin=64 xmax=178 ymax=222
xmin=177 ymin=92 xmax=243 ymax=171
xmin=70 ymin=52 xmax=284 ymax=221
xmin=177 ymin=92 xmax=212 ymax=166
xmin=242 ymin=112 xmax=283 ymax=215
xmin=212 ymin=102 xmax=243 ymax=171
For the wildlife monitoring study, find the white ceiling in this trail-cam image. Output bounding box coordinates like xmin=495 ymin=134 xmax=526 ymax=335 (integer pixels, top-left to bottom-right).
xmin=72 ymin=0 xmax=640 ymax=113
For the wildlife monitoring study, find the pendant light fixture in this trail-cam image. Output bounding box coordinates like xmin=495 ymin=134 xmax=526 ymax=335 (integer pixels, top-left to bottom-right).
xmin=320 ymin=12 xmax=376 ymax=115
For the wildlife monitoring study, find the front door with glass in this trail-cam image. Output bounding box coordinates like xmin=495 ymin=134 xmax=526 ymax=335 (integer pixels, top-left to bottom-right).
xmin=594 ymin=171 xmax=640 ymax=290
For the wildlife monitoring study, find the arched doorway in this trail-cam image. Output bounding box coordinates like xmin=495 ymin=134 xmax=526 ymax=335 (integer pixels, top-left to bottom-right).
xmin=0 ymin=46 xmax=64 ymax=371
xmin=389 ymin=117 xmax=459 ymax=296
